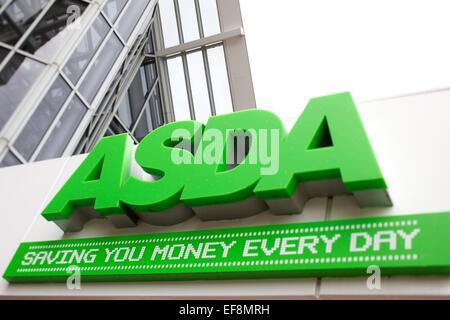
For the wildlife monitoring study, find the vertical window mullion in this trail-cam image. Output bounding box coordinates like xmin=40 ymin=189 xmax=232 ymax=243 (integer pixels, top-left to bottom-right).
xmin=173 ymin=0 xmax=195 ymax=120
xmin=194 ymin=0 xmax=205 ymax=38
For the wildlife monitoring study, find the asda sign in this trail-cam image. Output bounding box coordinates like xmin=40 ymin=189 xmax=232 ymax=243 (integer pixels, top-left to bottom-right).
xmin=5 ymin=92 xmax=450 ymax=284
xmin=42 ymin=92 xmax=391 ymax=232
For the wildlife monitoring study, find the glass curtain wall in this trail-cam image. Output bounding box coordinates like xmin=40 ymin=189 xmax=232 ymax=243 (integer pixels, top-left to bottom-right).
xmin=0 ymin=0 xmax=158 ymax=167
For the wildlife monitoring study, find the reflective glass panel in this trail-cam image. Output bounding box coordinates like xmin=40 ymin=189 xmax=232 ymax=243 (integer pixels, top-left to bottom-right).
xmin=102 ymin=0 xmax=127 ymax=23
xmin=109 ymin=116 xmax=127 ymax=134
xmin=178 ymin=0 xmax=199 ymax=42
xmin=62 ymin=14 xmax=109 ymax=85
xmin=117 ymin=0 xmax=149 ymax=42
xmin=158 ymin=0 xmax=179 ymax=48
xmin=167 ymin=56 xmax=190 ymax=120
xmin=134 ymin=85 xmax=163 ymax=141
xmin=187 ymin=51 xmax=210 ymax=123
xmin=36 ymin=95 xmax=86 ymax=161
xmin=0 ymin=0 xmax=50 ymax=46
xmin=207 ymin=46 xmax=233 ymax=114
xmin=116 ymin=92 xmax=132 ymax=129
xmin=79 ymin=33 xmax=123 ymax=104
xmin=20 ymin=0 xmax=88 ymax=60
xmin=199 ymin=0 xmax=220 ymax=36
xmin=0 ymin=53 xmax=45 ymax=131
xmin=0 ymin=46 xmax=10 ymax=65
xmin=0 ymin=151 xmax=21 ymax=168
xmin=14 ymin=76 xmax=71 ymax=160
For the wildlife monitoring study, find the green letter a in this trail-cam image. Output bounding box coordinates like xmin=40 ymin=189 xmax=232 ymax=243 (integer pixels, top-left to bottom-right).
xmin=42 ymin=134 xmax=134 ymax=231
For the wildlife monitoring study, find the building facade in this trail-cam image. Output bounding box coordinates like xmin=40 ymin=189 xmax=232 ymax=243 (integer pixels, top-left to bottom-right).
xmin=0 ymin=0 xmax=255 ymax=167
xmin=1 ymin=0 xmax=450 ymax=299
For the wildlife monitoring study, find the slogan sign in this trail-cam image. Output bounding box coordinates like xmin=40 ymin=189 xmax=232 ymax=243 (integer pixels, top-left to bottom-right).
xmin=4 ymin=212 xmax=450 ymax=283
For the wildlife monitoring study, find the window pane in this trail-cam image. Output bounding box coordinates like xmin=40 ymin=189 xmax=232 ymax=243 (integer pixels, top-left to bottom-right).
xmin=62 ymin=15 xmax=109 ymax=85
xmin=0 ymin=151 xmax=21 ymax=168
xmin=102 ymin=0 xmax=127 ymax=23
xmin=116 ymin=92 xmax=132 ymax=129
xmin=117 ymin=0 xmax=149 ymax=42
xmin=144 ymin=30 xmax=155 ymax=54
xmin=36 ymin=96 xmax=86 ymax=161
xmin=207 ymin=46 xmax=233 ymax=114
xmin=167 ymin=57 xmax=190 ymax=120
xmin=109 ymin=116 xmax=127 ymax=135
xmin=20 ymin=0 xmax=88 ymax=60
xmin=199 ymin=0 xmax=220 ymax=37
xmin=134 ymin=86 xmax=163 ymax=141
xmin=79 ymin=33 xmax=123 ymax=104
xmin=0 ymin=0 xmax=50 ymax=46
xmin=143 ymin=61 xmax=157 ymax=91
xmin=178 ymin=0 xmax=199 ymax=42
xmin=0 ymin=53 xmax=45 ymax=131
xmin=158 ymin=0 xmax=179 ymax=48
xmin=149 ymin=84 xmax=164 ymax=129
xmin=0 ymin=46 xmax=10 ymax=66
xmin=187 ymin=51 xmax=210 ymax=123
xmin=14 ymin=76 xmax=71 ymax=160
xmin=134 ymin=106 xmax=152 ymax=142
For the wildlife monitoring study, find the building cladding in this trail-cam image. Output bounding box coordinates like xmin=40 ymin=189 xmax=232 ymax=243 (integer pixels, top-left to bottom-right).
xmin=0 ymin=0 xmax=255 ymax=168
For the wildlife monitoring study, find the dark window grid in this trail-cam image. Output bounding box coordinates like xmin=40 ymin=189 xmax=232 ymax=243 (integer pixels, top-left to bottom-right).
xmin=129 ymin=77 xmax=160 ymax=134
xmin=0 ymin=1 xmax=13 ymax=13
xmin=100 ymin=0 xmax=127 ymax=26
xmin=69 ymin=29 xmax=123 ymax=100
xmin=0 ymin=42 xmax=50 ymax=74
xmin=27 ymin=90 xmax=85 ymax=162
xmin=85 ymin=30 xmax=148 ymax=134
xmin=76 ymin=30 xmax=148 ymax=153
xmin=3 ymin=0 xmax=54 ymax=51
xmin=98 ymin=9 xmax=127 ymax=46
xmin=0 ymin=0 xmax=50 ymax=47
xmin=10 ymin=74 xmax=71 ymax=160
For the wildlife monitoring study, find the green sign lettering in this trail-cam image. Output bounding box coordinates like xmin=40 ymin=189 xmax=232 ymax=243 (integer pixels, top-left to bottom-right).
xmin=42 ymin=92 xmax=390 ymax=232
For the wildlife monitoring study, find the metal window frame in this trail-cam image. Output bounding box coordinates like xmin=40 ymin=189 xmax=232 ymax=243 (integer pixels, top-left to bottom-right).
xmin=0 ymin=0 xmax=159 ymax=165
xmin=154 ymin=0 xmax=256 ymax=124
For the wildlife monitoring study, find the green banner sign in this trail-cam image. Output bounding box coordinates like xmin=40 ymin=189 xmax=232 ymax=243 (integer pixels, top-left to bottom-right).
xmin=4 ymin=212 xmax=450 ymax=283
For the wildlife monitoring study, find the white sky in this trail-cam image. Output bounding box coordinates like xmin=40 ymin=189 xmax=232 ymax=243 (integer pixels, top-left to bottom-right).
xmin=240 ymin=0 xmax=450 ymax=123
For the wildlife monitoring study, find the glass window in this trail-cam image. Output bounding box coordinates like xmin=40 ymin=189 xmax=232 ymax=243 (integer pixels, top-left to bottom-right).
xmin=109 ymin=116 xmax=127 ymax=135
xmin=0 ymin=0 xmax=50 ymax=46
xmin=187 ymin=51 xmax=211 ymax=123
xmin=36 ymin=95 xmax=87 ymax=161
xmin=116 ymin=0 xmax=149 ymax=42
xmin=0 ymin=151 xmax=21 ymax=168
xmin=178 ymin=0 xmax=199 ymax=42
xmin=144 ymin=30 xmax=155 ymax=54
xmin=116 ymin=92 xmax=133 ymax=129
xmin=207 ymin=46 xmax=233 ymax=114
xmin=167 ymin=56 xmax=190 ymax=120
xmin=14 ymin=76 xmax=71 ymax=160
xmin=79 ymin=33 xmax=123 ymax=104
xmin=102 ymin=0 xmax=127 ymax=23
xmin=158 ymin=0 xmax=179 ymax=48
xmin=199 ymin=0 xmax=221 ymax=37
xmin=0 ymin=53 xmax=45 ymax=131
xmin=62 ymin=14 xmax=109 ymax=85
xmin=149 ymin=84 xmax=164 ymax=129
xmin=20 ymin=0 xmax=88 ymax=61
xmin=0 ymin=46 xmax=10 ymax=65
xmin=134 ymin=85 xmax=163 ymax=141
xmin=143 ymin=61 xmax=157 ymax=91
